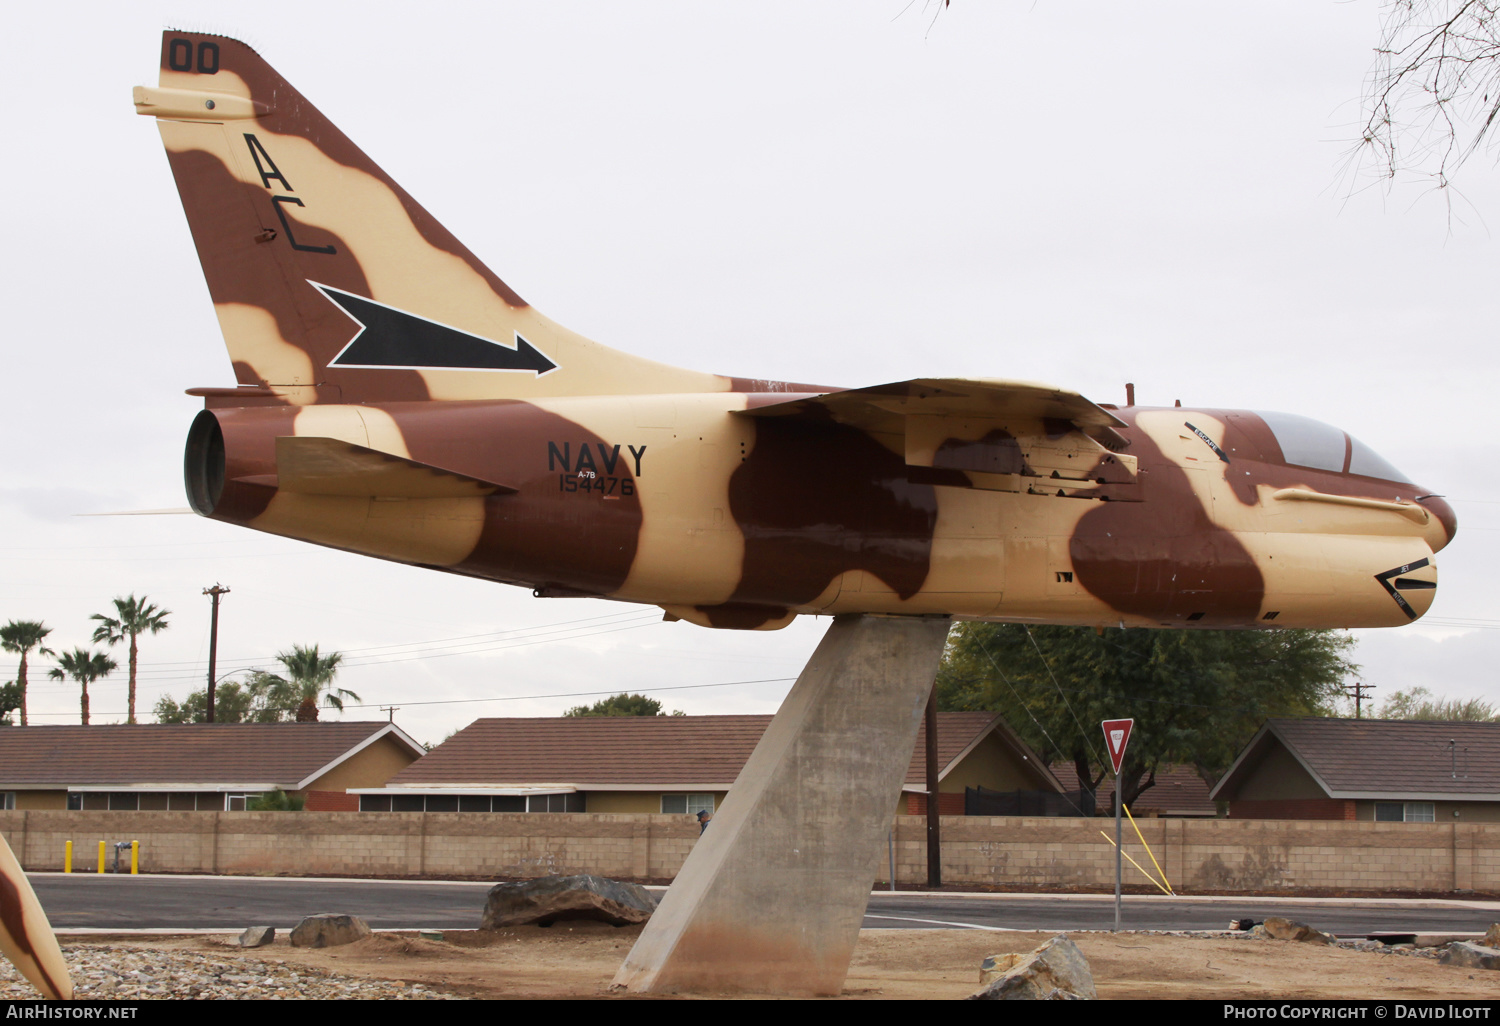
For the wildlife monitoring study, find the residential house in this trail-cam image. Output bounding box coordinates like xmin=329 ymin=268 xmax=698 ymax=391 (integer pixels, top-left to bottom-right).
xmin=0 ymin=722 xmax=424 ymax=812
xmin=356 ymin=711 xmax=1063 ymax=816
xmin=1210 ymin=718 xmax=1500 ymax=821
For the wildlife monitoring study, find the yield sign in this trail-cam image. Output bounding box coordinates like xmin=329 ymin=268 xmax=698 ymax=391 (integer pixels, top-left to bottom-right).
xmin=1101 ymin=718 xmax=1134 ymax=776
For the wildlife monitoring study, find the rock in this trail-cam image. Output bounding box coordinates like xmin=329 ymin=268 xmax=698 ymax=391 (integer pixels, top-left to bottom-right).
xmin=1441 ymin=942 xmax=1500 ymax=971
xmin=969 ymin=935 xmax=1096 ymax=1001
xmin=238 ymin=926 xmax=275 ymax=949
xmin=289 ymin=914 xmax=372 ymax=949
xmin=481 ymin=874 xmax=657 ymax=929
xmin=1262 ymin=916 xmax=1333 ymax=945
xmin=1483 ymin=924 xmax=1500 ymax=948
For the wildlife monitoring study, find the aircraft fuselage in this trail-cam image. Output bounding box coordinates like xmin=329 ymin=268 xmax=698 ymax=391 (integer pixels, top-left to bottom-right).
xmin=188 ymin=395 xmax=1452 ymax=631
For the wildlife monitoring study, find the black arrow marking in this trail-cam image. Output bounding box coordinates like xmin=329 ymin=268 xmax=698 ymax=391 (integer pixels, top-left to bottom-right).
xmin=312 ymin=282 xmax=557 ymax=375
xmin=1185 ymin=422 xmax=1230 ymax=464
xmin=1375 ymin=557 xmax=1431 ymax=620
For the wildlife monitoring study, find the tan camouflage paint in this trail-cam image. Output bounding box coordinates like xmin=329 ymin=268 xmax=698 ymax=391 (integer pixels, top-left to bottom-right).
xmin=0 ymin=834 xmax=71 ymax=999
xmin=140 ymin=32 xmax=1454 ymax=636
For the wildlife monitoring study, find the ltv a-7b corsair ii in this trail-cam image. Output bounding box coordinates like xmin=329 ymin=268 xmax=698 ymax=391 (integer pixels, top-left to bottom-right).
xmin=130 ymin=33 xmax=1450 ymax=636
xmin=0 ymin=31 xmax=1453 ymax=1002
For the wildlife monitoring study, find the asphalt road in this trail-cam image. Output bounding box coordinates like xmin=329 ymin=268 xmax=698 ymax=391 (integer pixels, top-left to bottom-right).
xmin=28 ymin=875 xmax=1500 ymax=936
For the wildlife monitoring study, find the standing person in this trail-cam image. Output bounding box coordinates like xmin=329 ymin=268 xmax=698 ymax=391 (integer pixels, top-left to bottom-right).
xmin=696 ymin=810 xmax=712 ymax=834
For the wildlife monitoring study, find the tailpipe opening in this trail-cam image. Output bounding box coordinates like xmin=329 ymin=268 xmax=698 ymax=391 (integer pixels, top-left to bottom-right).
xmin=184 ymin=410 xmax=225 ymax=515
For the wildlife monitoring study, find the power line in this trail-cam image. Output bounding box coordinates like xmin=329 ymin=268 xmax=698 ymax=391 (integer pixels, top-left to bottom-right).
xmin=19 ymin=675 xmax=801 ymax=721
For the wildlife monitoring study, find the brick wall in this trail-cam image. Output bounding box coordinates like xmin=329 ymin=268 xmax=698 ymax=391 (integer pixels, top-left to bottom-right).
xmin=3 ymin=811 xmax=1494 ymax=894
xmin=302 ymin=791 xmax=359 ymax=812
xmin=905 ymin=792 xmax=965 ymax=816
xmin=1230 ymin=799 xmax=1356 ymax=821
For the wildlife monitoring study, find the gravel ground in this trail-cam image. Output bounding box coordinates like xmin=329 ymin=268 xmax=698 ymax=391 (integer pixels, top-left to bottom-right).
xmin=0 ymin=944 xmax=462 ymax=1000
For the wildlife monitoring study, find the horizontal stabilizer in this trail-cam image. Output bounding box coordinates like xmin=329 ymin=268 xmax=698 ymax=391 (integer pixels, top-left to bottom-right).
xmin=269 ymin=437 xmax=516 ymax=498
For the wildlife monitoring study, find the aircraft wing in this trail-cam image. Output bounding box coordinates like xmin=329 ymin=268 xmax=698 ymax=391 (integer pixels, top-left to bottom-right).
xmin=742 ymin=378 xmax=1125 ymax=430
xmin=740 ymin=378 xmax=1136 ymax=497
xmin=239 ymin=437 xmax=517 ymax=498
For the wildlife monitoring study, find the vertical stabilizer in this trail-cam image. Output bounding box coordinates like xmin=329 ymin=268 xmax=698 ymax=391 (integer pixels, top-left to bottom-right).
xmin=137 ymin=32 xmax=726 ymax=404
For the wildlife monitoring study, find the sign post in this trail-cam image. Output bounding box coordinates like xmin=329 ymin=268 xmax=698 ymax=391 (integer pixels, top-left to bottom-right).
xmin=1101 ymin=718 xmax=1134 ymax=933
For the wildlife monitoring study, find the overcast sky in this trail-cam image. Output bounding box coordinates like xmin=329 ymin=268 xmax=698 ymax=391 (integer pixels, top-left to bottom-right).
xmin=1 ymin=2 xmax=1495 ymax=746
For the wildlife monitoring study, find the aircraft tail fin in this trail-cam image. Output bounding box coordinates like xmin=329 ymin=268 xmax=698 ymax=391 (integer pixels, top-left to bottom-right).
xmin=137 ymin=31 xmax=723 ymax=405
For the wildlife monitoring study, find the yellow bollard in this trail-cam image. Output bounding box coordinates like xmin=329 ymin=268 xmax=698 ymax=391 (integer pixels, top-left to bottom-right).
xmin=130 ymin=840 xmax=139 ymax=875
xmin=96 ymin=840 xmax=105 ymax=874
xmin=64 ymin=840 xmax=72 ymax=873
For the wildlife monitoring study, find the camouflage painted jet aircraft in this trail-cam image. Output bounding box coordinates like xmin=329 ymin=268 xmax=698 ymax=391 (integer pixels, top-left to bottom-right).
xmin=122 ymin=31 xmax=1454 ymax=635
xmin=0 ymin=29 xmax=1462 ymax=1002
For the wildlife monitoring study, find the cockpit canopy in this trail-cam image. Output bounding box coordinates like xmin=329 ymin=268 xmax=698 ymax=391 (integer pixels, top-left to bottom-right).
xmin=1256 ymin=411 xmax=1410 ymax=483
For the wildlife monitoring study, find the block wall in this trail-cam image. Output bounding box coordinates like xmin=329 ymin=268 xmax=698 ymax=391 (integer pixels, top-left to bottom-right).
xmin=2 ymin=811 xmax=1494 ymax=894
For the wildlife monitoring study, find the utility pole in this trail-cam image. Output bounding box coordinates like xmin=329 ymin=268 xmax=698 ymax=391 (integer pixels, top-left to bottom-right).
xmin=925 ymin=685 xmax=941 ymax=889
xmin=1342 ymin=682 xmax=1376 ymax=719
xmin=380 ymin=705 xmax=400 ymax=723
xmin=203 ymin=584 xmax=230 ymax=723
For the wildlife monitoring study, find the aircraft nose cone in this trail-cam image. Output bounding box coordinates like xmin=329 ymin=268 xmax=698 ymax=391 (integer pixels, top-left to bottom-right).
xmin=1420 ymin=494 xmax=1457 ymax=552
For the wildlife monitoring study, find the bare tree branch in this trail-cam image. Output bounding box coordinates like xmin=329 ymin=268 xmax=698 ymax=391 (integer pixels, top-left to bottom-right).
xmin=1353 ymin=0 xmax=1500 ymax=193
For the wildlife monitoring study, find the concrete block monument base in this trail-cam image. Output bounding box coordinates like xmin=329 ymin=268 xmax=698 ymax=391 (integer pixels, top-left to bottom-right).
xmin=612 ymin=614 xmax=950 ymax=996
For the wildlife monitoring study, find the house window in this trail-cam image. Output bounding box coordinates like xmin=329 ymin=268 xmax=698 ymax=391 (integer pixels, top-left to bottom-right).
xmin=661 ymin=794 xmax=715 ymax=817
xmin=1 ymin=793 xmax=13 ymax=811
xmin=526 ymin=794 xmax=584 ymax=813
xmin=226 ymin=793 xmax=263 ymax=811
xmin=1375 ymin=801 xmax=1435 ymax=822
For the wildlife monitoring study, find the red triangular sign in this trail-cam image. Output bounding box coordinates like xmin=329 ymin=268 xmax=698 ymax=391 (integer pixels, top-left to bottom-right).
xmin=1101 ymin=718 xmax=1134 ymax=775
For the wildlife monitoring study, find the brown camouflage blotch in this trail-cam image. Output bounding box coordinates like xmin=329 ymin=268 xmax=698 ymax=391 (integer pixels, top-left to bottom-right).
xmin=393 ymin=402 xmax=644 ymax=595
xmin=0 ymin=867 xmax=64 ymax=1000
xmin=932 ymin=429 xmax=1029 ymax=475
xmin=1071 ymin=416 xmax=1265 ymax=623
xmin=205 ymin=405 xmax=300 ymax=522
xmin=693 ymin=602 xmax=793 ymax=630
xmin=161 ymin=32 xmax=529 ymax=311
xmin=727 ymin=416 xmax=936 ymax=607
xmin=162 ymin=148 xmax=432 ymax=405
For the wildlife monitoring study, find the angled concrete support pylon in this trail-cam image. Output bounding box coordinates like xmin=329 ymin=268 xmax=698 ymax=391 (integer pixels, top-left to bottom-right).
xmin=613 ymin=614 xmax=951 ymax=997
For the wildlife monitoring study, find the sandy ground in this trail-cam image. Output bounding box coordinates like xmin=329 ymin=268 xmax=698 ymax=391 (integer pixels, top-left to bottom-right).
xmin=69 ymin=927 xmax=1500 ymax=1000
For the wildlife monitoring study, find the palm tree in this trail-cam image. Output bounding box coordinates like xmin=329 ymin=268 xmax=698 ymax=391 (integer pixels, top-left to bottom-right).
xmin=258 ymin=645 xmax=359 ymax=722
xmin=49 ymin=649 xmax=117 ymax=725
xmin=91 ymin=596 xmax=170 ymax=724
xmin=1 ymin=620 xmax=54 ymax=727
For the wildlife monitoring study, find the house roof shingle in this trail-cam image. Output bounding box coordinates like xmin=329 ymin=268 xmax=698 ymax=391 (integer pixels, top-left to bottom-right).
xmin=0 ymin=722 xmax=415 ymax=789
xmin=1212 ymin=718 xmax=1500 ymax=800
xmin=387 ymin=711 xmax=1048 ymax=790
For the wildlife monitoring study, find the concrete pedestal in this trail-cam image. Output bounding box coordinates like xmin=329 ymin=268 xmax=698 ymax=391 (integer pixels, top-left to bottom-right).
xmin=612 ymin=614 xmax=950 ymax=996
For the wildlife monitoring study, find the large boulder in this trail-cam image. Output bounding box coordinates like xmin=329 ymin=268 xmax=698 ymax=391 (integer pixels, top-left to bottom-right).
xmin=969 ymin=935 xmax=1096 ymax=1000
xmin=1262 ymin=916 xmax=1333 ymax=945
xmin=289 ymin=913 xmax=371 ymax=948
xmin=1441 ymin=942 xmax=1500 ymax=971
xmin=481 ymin=874 xmax=657 ymax=929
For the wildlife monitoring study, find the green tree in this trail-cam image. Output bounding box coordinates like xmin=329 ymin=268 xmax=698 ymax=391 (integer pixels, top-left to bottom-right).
xmin=1 ymin=620 xmax=54 ymax=727
xmin=0 ymin=682 xmax=20 ymax=725
xmin=253 ymin=645 xmax=359 ymax=722
xmin=937 ymin=624 xmax=1353 ymax=811
xmin=563 ymin=693 xmax=684 ymax=717
xmin=91 ymin=595 xmax=171 ymax=725
xmin=247 ymin=788 xmax=304 ymax=812
xmin=49 ymin=648 xmax=118 ymax=726
xmin=1377 ymin=686 xmax=1500 ymax=722
xmin=154 ymin=678 xmax=280 ymax=724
